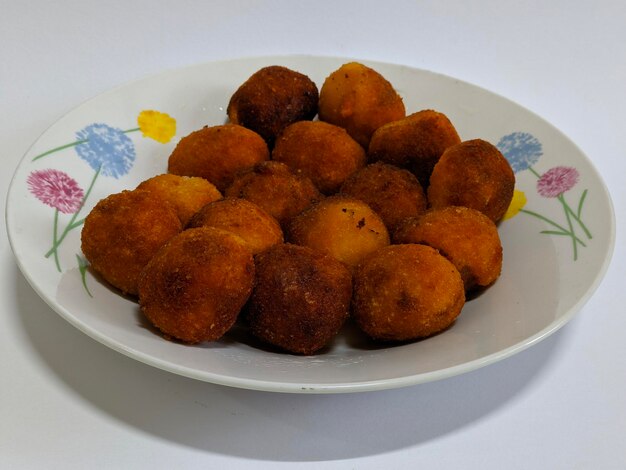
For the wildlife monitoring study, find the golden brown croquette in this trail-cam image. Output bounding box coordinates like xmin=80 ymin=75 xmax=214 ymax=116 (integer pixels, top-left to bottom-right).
xmin=352 ymin=244 xmax=465 ymax=341
xmin=186 ymin=198 xmax=283 ymax=255
xmin=247 ymin=243 xmax=352 ymax=355
xmin=81 ymin=189 xmax=182 ymax=296
xmin=227 ymin=65 xmax=319 ymax=147
xmin=427 ymin=139 xmax=515 ymax=223
xmin=394 ymin=206 xmax=503 ymax=291
xmin=318 ymin=62 xmax=405 ymax=148
xmin=168 ymin=124 xmax=269 ymax=192
xmin=138 ymin=227 xmax=255 ymax=344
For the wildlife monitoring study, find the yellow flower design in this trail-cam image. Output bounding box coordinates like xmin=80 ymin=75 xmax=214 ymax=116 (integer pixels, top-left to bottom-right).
xmin=503 ymin=190 xmax=527 ymax=220
xmin=137 ymin=110 xmax=176 ymax=143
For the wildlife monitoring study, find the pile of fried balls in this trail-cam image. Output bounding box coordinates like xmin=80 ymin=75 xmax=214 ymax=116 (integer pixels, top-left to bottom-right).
xmin=81 ymin=62 xmax=515 ymax=355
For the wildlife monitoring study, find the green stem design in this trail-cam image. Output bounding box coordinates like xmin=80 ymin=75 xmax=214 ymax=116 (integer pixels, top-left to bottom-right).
xmin=76 ymin=254 xmax=93 ymax=297
xmin=32 ymin=139 xmax=89 ymax=162
xmin=520 ymin=208 xmax=586 ymax=246
xmin=45 ymin=165 xmax=101 ymax=259
xmin=529 ymin=166 xmax=541 ymax=178
xmin=52 ymin=209 xmax=61 ymax=272
xmin=520 ymin=209 xmax=572 ymax=237
xmin=31 ymin=128 xmax=140 ymax=162
xmin=559 ymin=194 xmax=579 ymax=261
xmin=523 ymin=165 xmax=591 ymax=260
xmin=564 ymin=190 xmax=592 ymax=239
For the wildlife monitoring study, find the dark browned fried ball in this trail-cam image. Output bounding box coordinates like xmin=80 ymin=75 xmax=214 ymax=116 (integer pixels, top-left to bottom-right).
xmin=168 ymin=124 xmax=269 ymax=192
xmin=272 ymin=120 xmax=366 ymax=194
xmin=81 ymin=189 xmax=182 ymax=296
xmin=227 ymin=65 xmax=319 ymax=147
xmin=340 ymin=162 xmax=427 ymax=232
xmin=186 ymin=198 xmax=283 ymax=255
xmin=368 ymin=109 xmax=461 ymax=187
xmin=247 ymin=243 xmax=352 ymax=355
xmin=287 ymin=195 xmax=390 ymax=269
xmin=138 ymin=227 xmax=255 ymax=344
xmin=352 ymin=244 xmax=465 ymax=341
xmin=427 ymin=139 xmax=515 ymax=223
xmin=394 ymin=206 xmax=503 ymax=291
xmin=318 ymin=62 xmax=405 ymax=148
xmin=224 ymin=161 xmax=322 ymax=228
xmin=136 ymin=173 xmax=222 ymax=225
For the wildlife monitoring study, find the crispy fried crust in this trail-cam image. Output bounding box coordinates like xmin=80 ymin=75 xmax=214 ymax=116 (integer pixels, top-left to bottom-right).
xmin=224 ymin=161 xmax=322 ymax=228
xmin=427 ymin=139 xmax=515 ymax=222
xmin=247 ymin=243 xmax=352 ymax=355
xmin=136 ymin=173 xmax=222 ymax=225
xmin=186 ymin=198 xmax=283 ymax=255
xmin=272 ymin=120 xmax=366 ymax=194
xmin=287 ymin=195 xmax=390 ymax=269
xmin=168 ymin=124 xmax=269 ymax=192
xmin=138 ymin=227 xmax=255 ymax=343
xmin=368 ymin=109 xmax=461 ymax=187
xmin=340 ymin=162 xmax=427 ymax=232
xmin=227 ymin=65 xmax=319 ymax=147
xmin=81 ymin=189 xmax=182 ymax=296
xmin=394 ymin=206 xmax=503 ymax=291
xmin=318 ymin=62 xmax=405 ymax=148
xmin=352 ymin=244 xmax=465 ymax=341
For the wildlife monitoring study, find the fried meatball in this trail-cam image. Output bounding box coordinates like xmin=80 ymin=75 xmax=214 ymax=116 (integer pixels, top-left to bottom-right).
xmin=168 ymin=124 xmax=269 ymax=192
xmin=227 ymin=65 xmax=319 ymax=147
xmin=394 ymin=206 xmax=503 ymax=291
xmin=224 ymin=161 xmax=322 ymax=228
xmin=81 ymin=189 xmax=182 ymax=296
xmin=186 ymin=198 xmax=283 ymax=255
xmin=352 ymin=244 xmax=465 ymax=341
xmin=136 ymin=173 xmax=222 ymax=225
xmin=340 ymin=162 xmax=427 ymax=232
xmin=272 ymin=120 xmax=366 ymax=194
xmin=318 ymin=62 xmax=405 ymax=148
xmin=247 ymin=243 xmax=352 ymax=355
xmin=368 ymin=109 xmax=461 ymax=187
xmin=138 ymin=227 xmax=255 ymax=344
xmin=427 ymin=139 xmax=515 ymax=223
xmin=287 ymin=196 xmax=390 ymax=269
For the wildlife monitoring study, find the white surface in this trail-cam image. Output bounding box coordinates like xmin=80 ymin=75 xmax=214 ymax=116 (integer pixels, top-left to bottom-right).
xmin=1 ymin=0 xmax=624 ymax=468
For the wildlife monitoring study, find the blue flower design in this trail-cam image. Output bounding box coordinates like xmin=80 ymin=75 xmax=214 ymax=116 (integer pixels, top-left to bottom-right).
xmin=497 ymin=132 xmax=542 ymax=173
xmin=75 ymin=123 xmax=135 ymax=178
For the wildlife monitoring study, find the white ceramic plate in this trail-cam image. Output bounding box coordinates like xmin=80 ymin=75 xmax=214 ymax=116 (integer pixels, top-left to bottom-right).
xmin=6 ymin=56 xmax=615 ymax=393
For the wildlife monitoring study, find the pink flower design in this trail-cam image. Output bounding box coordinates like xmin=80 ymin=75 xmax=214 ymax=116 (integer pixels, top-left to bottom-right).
xmin=537 ymin=166 xmax=579 ymax=198
xmin=27 ymin=169 xmax=84 ymax=214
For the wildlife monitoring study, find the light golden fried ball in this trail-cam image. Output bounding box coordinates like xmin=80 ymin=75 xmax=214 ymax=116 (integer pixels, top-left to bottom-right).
xmin=186 ymin=198 xmax=283 ymax=255
xmin=136 ymin=173 xmax=222 ymax=226
xmin=224 ymin=161 xmax=322 ymax=228
xmin=138 ymin=227 xmax=255 ymax=344
xmin=368 ymin=109 xmax=461 ymax=187
xmin=272 ymin=120 xmax=367 ymax=194
xmin=394 ymin=206 xmax=503 ymax=291
xmin=81 ymin=189 xmax=182 ymax=296
xmin=227 ymin=65 xmax=319 ymax=147
xmin=352 ymin=244 xmax=465 ymax=341
xmin=340 ymin=162 xmax=427 ymax=232
xmin=318 ymin=62 xmax=405 ymax=148
xmin=287 ymin=195 xmax=390 ymax=269
xmin=168 ymin=124 xmax=269 ymax=192
xmin=247 ymin=243 xmax=352 ymax=355
xmin=427 ymin=139 xmax=515 ymax=223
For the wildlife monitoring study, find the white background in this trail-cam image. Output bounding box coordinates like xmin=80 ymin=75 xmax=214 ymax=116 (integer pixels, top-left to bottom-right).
xmin=2 ymin=1 xmax=625 ymax=468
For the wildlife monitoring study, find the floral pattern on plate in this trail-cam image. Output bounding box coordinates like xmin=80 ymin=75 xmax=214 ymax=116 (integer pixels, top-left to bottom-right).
xmin=26 ymin=110 xmax=176 ymax=284
xmin=498 ymin=132 xmax=592 ymax=261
